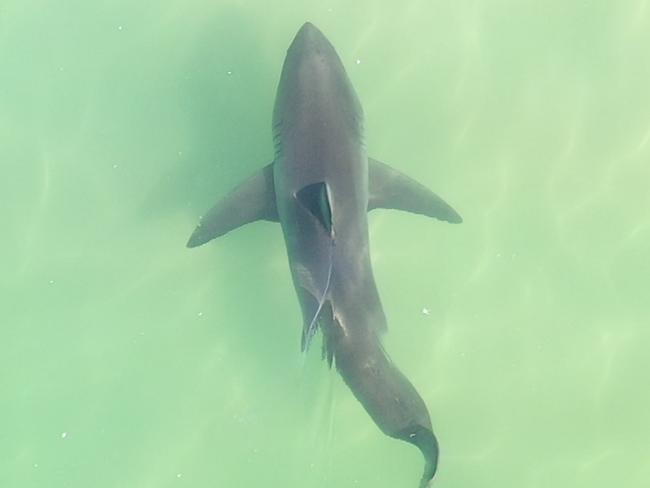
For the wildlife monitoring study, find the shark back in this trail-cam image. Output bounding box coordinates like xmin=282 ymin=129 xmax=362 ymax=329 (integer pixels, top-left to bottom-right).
xmin=271 ymin=23 xmax=378 ymax=348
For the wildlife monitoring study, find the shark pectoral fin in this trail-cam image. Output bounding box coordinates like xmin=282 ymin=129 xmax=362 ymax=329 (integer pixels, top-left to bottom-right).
xmin=368 ymin=158 xmax=462 ymax=224
xmin=187 ymin=163 xmax=278 ymax=248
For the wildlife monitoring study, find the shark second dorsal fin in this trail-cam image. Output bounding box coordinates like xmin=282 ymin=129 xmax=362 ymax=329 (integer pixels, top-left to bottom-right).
xmin=368 ymin=158 xmax=462 ymax=224
xmin=187 ymin=163 xmax=278 ymax=248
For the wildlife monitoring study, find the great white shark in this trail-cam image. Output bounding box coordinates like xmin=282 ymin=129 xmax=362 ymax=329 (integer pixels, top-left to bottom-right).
xmin=187 ymin=22 xmax=462 ymax=487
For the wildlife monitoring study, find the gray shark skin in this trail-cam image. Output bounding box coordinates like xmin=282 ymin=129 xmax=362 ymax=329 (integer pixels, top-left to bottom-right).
xmin=187 ymin=22 xmax=461 ymax=487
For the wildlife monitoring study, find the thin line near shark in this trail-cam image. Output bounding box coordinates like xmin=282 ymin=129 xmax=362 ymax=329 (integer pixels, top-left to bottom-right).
xmin=187 ymin=22 xmax=462 ymax=488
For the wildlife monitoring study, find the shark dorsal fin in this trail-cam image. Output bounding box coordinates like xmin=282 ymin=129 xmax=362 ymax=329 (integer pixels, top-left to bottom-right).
xmin=295 ymin=182 xmax=333 ymax=234
xmin=295 ymin=182 xmax=335 ymax=351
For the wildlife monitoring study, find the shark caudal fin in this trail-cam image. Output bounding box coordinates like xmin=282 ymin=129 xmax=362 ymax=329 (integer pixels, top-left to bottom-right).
xmin=186 ymin=163 xmax=278 ymax=247
xmin=406 ymin=425 xmax=439 ymax=487
xmin=368 ymin=158 xmax=462 ymax=224
xmin=325 ymin=320 xmax=439 ymax=488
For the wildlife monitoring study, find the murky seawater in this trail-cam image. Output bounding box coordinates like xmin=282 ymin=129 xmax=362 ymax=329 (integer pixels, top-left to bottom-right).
xmin=2 ymin=1 xmax=649 ymax=487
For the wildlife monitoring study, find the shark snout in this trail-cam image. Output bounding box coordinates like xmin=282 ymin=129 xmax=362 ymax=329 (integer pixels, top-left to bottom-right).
xmin=296 ymin=21 xmax=323 ymax=40
xmin=289 ymin=22 xmax=334 ymax=55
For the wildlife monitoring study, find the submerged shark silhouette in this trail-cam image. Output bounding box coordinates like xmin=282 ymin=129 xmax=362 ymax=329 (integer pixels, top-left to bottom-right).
xmin=187 ymin=22 xmax=462 ymax=487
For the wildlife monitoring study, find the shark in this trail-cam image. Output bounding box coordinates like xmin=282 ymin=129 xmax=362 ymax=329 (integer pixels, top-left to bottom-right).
xmin=187 ymin=22 xmax=462 ymax=487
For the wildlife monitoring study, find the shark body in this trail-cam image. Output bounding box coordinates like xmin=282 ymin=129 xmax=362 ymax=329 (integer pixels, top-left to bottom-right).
xmin=188 ymin=22 xmax=462 ymax=487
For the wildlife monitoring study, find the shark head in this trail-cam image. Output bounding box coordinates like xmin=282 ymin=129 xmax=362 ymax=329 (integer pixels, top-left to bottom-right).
xmin=273 ymin=22 xmax=363 ymax=133
xmin=284 ymin=21 xmax=346 ymax=86
xmin=287 ymin=22 xmax=339 ymax=62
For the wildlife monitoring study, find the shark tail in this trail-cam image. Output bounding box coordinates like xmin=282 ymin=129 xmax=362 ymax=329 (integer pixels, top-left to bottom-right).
xmin=322 ymin=317 xmax=439 ymax=487
xmin=410 ymin=425 xmax=439 ymax=487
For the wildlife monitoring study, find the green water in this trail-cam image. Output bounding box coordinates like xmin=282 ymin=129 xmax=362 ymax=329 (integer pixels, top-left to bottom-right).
xmin=2 ymin=1 xmax=649 ymax=487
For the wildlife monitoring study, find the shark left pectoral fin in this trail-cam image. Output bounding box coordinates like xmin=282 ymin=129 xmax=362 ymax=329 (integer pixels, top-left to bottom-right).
xmin=368 ymin=157 xmax=463 ymax=224
xmin=187 ymin=163 xmax=278 ymax=248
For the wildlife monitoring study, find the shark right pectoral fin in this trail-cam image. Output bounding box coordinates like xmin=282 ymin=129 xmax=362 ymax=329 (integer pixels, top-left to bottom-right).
xmin=368 ymin=157 xmax=462 ymax=224
xmin=187 ymin=163 xmax=278 ymax=248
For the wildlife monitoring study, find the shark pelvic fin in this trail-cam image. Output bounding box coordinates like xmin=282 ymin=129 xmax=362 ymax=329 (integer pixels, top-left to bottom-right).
xmin=368 ymin=158 xmax=462 ymax=224
xmin=187 ymin=163 xmax=278 ymax=248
